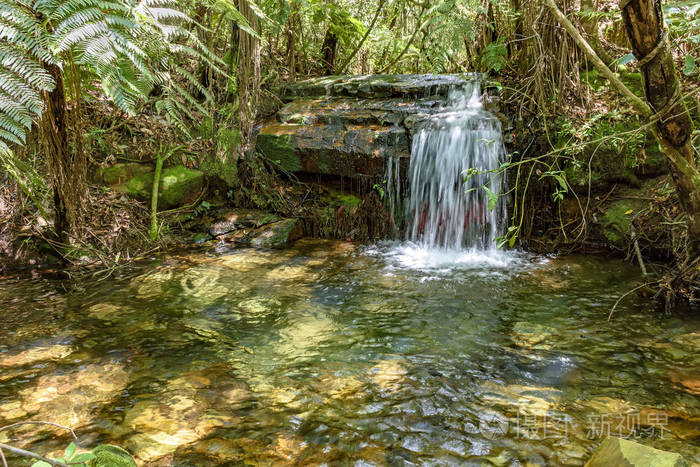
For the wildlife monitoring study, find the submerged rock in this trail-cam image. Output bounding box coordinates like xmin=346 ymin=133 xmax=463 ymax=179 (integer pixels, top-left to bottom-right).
xmin=511 ymin=322 xmax=557 ymax=350
xmin=120 ymin=367 xmax=247 ymax=463
xmin=369 ymin=359 xmax=408 ymax=392
xmin=0 ymin=343 xmax=72 ymax=367
xmin=2 ymin=361 xmax=128 ymax=427
xmin=584 ymin=437 xmax=686 ymax=467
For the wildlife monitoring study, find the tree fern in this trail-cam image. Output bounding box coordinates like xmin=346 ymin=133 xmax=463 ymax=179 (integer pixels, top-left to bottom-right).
xmin=0 ymin=0 xmax=230 ymax=152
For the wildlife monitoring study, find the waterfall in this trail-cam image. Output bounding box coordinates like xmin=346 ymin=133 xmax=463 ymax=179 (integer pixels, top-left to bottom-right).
xmin=404 ymin=79 xmax=507 ymax=250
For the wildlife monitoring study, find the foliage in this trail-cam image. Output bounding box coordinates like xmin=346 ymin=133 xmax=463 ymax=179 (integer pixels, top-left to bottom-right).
xmin=0 ymin=0 xmax=223 ymax=152
xmin=29 ymin=441 xmax=137 ymax=467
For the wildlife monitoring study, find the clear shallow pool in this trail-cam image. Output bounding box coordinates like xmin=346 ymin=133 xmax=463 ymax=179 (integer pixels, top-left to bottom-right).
xmin=0 ymin=240 xmax=698 ymax=465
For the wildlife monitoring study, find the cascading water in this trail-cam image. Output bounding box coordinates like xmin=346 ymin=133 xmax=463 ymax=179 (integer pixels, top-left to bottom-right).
xmin=381 ymin=78 xmax=510 ymax=268
xmin=407 ymin=79 xmax=506 ymax=250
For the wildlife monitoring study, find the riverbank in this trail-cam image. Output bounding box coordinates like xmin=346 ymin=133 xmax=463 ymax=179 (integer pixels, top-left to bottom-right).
xmin=0 ymin=74 xmax=697 ymax=307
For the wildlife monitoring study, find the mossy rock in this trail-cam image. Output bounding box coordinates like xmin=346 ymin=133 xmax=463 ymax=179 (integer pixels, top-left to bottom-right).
xmin=585 ymin=437 xmax=686 ymax=467
xmin=96 ymin=162 xmax=153 ymax=185
xmin=601 ymin=199 xmax=644 ymax=248
xmin=321 ymin=189 xmax=361 ymax=209
xmin=249 ymin=218 xmax=302 ymax=249
xmin=255 ymin=129 xmax=301 ymax=173
xmin=124 ymin=166 xmax=204 ymax=210
xmin=90 ymin=444 xmax=137 ymax=467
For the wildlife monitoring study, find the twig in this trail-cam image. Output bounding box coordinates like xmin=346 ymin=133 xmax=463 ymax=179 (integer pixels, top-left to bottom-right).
xmin=630 ymin=225 xmax=648 ymax=276
xmin=608 ymin=281 xmax=660 ymax=321
xmin=0 ymin=446 xmax=7 ymax=467
xmin=0 ymin=421 xmax=79 ymax=442
xmin=0 ymin=442 xmax=68 ymax=467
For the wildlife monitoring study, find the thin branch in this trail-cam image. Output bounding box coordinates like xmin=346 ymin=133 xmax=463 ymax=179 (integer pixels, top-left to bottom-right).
xmin=337 ymin=0 xmax=386 ymax=73
xmin=0 ymin=443 xmax=68 ymax=467
xmin=543 ymin=0 xmax=650 ymax=117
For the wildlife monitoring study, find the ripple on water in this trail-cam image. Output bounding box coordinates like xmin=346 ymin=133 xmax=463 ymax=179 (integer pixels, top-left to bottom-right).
xmin=0 ymin=241 xmax=698 ymax=465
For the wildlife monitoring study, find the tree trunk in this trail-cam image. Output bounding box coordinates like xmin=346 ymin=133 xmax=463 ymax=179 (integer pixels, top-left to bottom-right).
xmin=620 ymin=0 xmax=700 ymax=254
xmin=237 ymin=0 xmax=261 ymax=150
xmin=41 ymin=63 xmax=85 ymax=243
xmin=320 ymin=29 xmax=338 ymax=75
xmin=580 ymin=0 xmax=615 ymax=67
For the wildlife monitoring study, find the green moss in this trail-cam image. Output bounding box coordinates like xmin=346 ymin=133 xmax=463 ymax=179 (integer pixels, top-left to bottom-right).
xmin=159 ymin=166 xmax=204 ymax=207
xmin=321 ymin=189 xmax=361 ymax=209
xmin=98 ymin=162 xmax=152 ymax=185
xmin=601 ymin=199 xmax=643 ymax=247
xmin=90 ymin=444 xmax=137 ymax=467
xmin=124 ymin=166 xmax=204 ymax=209
xmin=249 ymin=218 xmax=301 ymax=248
xmin=256 ymin=132 xmax=300 ymax=172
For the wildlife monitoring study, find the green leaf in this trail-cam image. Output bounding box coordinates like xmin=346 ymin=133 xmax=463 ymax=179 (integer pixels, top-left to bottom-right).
xmin=617 ymin=53 xmax=636 ymax=65
xmin=683 ymin=54 xmax=696 ymax=75
xmin=71 ymin=452 xmax=96 ymax=463
xmin=509 ymin=234 xmax=517 ymax=248
xmin=484 ymin=187 xmax=498 ymax=211
xmin=65 ymin=441 xmax=77 ymax=459
xmin=30 ymin=462 xmax=52 ymax=467
xmin=553 ymin=174 xmax=568 ymax=190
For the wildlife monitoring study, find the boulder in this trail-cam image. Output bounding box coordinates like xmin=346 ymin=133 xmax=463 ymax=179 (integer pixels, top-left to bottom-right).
xmin=96 ymin=162 xmax=152 ymax=185
xmin=209 ymin=209 xmax=279 ymax=237
xmin=585 ymin=438 xmax=686 ymax=467
xmin=249 ymin=218 xmax=302 ymax=249
xmin=256 ymin=120 xmax=408 ymax=176
xmin=123 ymin=166 xmax=204 ymax=209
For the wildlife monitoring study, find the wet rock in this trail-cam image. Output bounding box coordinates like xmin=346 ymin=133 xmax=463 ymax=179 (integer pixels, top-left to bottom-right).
xmin=212 ymin=214 xmax=301 ymax=249
xmin=369 ymin=359 xmax=408 ymax=392
xmin=257 ymin=74 xmax=482 ymax=178
xmin=256 ymin=121 xmax=407 ymax=176
xmin=584 ymin=437 xmax=686 ymax=467
xmin=209 ymin=209 xmax=278 ymax=236
xmin=123 ymin=166 xmax=204 ymax=210
xmin=0 ymin=343 xmax=72 ymax=367
xmin=8 ymin=361 xmax=128 ymax=428
xmin=511 ymin=322 xmax=556 ymax=349
xmin=120 ymin=369 xmax=244 ymax=463
xmin=249 ymin=218 xmax=302 ymax=249
xmin=281 ymin=74 xmax=477 ymax=100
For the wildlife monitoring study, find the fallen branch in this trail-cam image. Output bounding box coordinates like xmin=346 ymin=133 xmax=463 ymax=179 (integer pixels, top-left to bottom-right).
xmin=0 ymin=442 xmax=69 ymax=467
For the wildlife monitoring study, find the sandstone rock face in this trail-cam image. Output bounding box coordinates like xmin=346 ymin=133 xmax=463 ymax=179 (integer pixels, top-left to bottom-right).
xmin=256 ymin=74 xmax=483 ymax=178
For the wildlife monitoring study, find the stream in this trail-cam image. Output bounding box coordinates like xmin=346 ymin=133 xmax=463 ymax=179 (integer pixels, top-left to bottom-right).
xmin=1 ymin=240 xmax=699 ymax=465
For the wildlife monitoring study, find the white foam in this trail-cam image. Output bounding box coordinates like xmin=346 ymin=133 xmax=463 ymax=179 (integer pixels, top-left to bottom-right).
xmin=374 ymin=242 xmax=518 ymax=271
